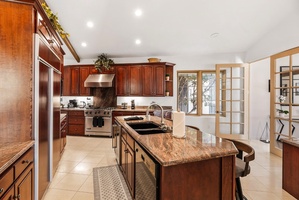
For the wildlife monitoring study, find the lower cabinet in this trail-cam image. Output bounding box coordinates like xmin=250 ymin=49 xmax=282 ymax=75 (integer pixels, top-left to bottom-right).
xmin=68 ymin=110 xmax=85 ymax=136
xmin=120 ymin=128 xmax=135 ymax=198
xmin=0 ymin=148 xmax=34 ymax=200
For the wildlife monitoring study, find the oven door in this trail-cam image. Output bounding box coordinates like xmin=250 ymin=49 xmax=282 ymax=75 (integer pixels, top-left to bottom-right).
xmin=85 ymin=116 xmax=112 ymax=136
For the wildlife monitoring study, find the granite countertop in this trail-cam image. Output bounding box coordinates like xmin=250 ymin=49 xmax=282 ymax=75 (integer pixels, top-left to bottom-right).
xmin=281 ymin=138 xmax=299 ymax=148
xmin=0 ymin=140 xmax=34 ymax=174
xmin=116 ymin=116 xmax=238 ymax=166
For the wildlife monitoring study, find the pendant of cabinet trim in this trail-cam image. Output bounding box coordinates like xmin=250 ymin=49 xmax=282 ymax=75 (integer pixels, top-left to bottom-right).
xmin=114 ymin=62 xmax=175 ymax=97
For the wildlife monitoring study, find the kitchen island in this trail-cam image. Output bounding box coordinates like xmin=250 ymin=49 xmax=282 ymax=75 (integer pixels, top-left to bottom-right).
xmin=115 ymin=116 xmax=238 ymax=200
xmin=282 ymin=138 xmax=299 ymax=199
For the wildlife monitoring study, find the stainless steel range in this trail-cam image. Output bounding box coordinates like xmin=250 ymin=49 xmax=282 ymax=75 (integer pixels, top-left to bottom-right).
xmin=84 ymin=107 xmax=113 ymax=136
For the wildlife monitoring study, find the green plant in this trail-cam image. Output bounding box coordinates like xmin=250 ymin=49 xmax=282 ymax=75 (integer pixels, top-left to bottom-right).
xmin=165 ymin=74 xmax=170 ymax=77
xmin=94 ymin=54 xmax=114 ymax=72
xmin=277 ymin=109 xmax=289 ymax=114
xmin=41 ymin=3 xmax=69 ymax=39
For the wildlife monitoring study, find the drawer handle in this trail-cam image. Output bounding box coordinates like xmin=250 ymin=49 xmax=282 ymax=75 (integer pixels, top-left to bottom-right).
xmin=22 ymin=160 xmax=30 ymax=164
xmin=13 ymin=194 xmax=21 ymax=199
xmin=0 ymin=188 xmax=3 ymax=193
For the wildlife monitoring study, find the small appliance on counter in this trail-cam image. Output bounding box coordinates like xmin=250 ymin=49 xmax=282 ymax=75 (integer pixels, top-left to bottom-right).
xmin=131 ymin=100 xmax=135 ymax=109
xmin=121 ymin=102 xmax=128 ymax=109
xmin=68 ymin=99 xmax=78 ymax=108
xmin=78 ymin=101 xmax=86 ymax=108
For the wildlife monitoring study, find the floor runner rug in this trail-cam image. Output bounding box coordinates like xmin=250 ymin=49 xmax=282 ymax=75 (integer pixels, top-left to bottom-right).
xmin=93 ymin=165 xmax=132 ymax=200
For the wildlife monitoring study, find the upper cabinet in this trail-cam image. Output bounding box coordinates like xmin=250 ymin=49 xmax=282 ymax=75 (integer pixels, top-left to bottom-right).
xmin=62 ymin=65 xmax=115 ymax=96
xmin=115 ymin=62 xmax=175 ymax=97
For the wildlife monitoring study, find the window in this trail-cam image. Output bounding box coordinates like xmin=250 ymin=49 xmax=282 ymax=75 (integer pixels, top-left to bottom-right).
xmin=177 ymin=70 xmax=224 ymax=115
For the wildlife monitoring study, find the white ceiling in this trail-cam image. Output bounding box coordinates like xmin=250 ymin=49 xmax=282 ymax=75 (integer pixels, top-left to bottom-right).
xmin=46 ymin=0 xmax=299 ymax=61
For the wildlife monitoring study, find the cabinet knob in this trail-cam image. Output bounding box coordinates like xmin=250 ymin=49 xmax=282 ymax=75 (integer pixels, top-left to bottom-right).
xmin=13 ymin=194 xmax=21 ymax=199
xmin=22 ymin=160 xmax=30 ymax=164
xmin=0 ymin=188 xmax=3 ymax=193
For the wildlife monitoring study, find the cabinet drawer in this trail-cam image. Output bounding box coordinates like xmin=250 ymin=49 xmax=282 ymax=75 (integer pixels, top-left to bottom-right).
xmin=68 ymin=111 xmax=84 ymax=116
xmin=69 ymin=125 xmax=84 ymax=134
xmin=69 ymin=117 xmax=84 ymax=124
xmin=0 ymin=168 xmax=13 ymax=198
xmin=14 ymin=148 xmax=33 ymax=180
xmin=121 ymin=128 xmax=127 ymax=140
xmin=126 ymin=134 xmax=135 ymax=149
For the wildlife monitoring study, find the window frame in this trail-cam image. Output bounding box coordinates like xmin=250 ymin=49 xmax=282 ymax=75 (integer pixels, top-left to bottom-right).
xmin=177 ymin=70 xmax=225 ymax=116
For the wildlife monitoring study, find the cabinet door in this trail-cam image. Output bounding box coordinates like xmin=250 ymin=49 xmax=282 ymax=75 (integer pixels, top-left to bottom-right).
xmin=126 ymin=146 xmax=135 ymax=195
xmin=116 ymin=66 xmax=129 ymax=96
xmin=63 ymin=67 xmax=71 ymax=96
xmin=15 ymin=163 xmax=34 ymax=200
xmin=120 ymin=137 xmax=127 ymax=174
xmin=129 ymin=66 xmax=142 ymax=96
xmin=1 ymin=186 xmax=14 ymax=200
xmin=70 ymin=67 xmax=80 ymax=96
xmin=79 ymin=67 xmax=90 ymax=96
xmin=142 ymin=65 xmax=154 ymax=96
xmin=153 ymin=65 xmax=165 ymax=96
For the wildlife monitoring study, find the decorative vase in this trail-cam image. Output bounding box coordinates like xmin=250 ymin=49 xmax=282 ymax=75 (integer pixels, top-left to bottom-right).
xmin=166 ymin=76 xmax=170 ymax=81
xmin=165 ymin=92 xmax=169 ymax=96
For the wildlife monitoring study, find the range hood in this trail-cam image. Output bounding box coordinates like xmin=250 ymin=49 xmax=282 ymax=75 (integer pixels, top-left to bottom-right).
xmin=84 ymin=74 xmax=115 ymax=87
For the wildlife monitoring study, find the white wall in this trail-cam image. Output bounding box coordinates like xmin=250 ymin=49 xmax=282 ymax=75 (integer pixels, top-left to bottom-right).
xmin=245 ymin=12 xmax=299 ymax=62
xmin=249 ymin=58 xmax=270 ymax=140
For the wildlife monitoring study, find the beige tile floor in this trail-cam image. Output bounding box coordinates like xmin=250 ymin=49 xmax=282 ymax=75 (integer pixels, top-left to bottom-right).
xmin=42 ymin=136 xmax=296 ymax=200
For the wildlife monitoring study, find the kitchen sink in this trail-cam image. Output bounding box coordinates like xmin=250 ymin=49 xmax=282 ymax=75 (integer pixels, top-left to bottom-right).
xmin=126 ymin=121 xmax=167 ymax=135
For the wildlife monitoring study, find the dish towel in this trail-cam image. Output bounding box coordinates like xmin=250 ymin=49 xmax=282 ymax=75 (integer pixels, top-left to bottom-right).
xmin=93 ymin=116 xmax=98 ymax=127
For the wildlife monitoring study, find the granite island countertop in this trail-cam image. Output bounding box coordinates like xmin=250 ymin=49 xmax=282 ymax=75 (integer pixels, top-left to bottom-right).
xmin=0 ymin=140 xmax=34 ymax=174
xmin=281 ymin=138 xmax=299 ymax=148
xmin=115 ymin=115 xmax=238 ymax=166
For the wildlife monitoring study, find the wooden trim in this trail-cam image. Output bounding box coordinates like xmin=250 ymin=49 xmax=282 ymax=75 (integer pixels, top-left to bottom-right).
xmin=62 ymin=36 xmax=80 ymax=62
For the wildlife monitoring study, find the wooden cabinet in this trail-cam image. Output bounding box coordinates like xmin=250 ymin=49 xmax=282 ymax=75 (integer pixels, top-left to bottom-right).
xmin=63 ymin=66 xmax=89 ymax=96
xmin=129 ymin=66 xmax=143 ymax=96
xmin=60 ymin=113 xmax=68 ymax=153
xmin=143 ymin=65 xmax=165 ymax=96
xmin=120 ymin=128 xmax=135 ymax=197
xmin=114 ymin=62 xmax=175 ymax=96
xmin=283 ymin=142 xmax=299 ymax=199
xmin=68 ymin=110 xmax=85 ymax=136
xmin=0 ymin=148 xmax=34 ymax=200
xmin=115 ymin=65 xmax=129 ymax=96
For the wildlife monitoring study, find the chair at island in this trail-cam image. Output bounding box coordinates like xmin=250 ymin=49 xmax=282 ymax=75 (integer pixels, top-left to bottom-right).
xmin=228 ymin=139 xmax=255 ymax=200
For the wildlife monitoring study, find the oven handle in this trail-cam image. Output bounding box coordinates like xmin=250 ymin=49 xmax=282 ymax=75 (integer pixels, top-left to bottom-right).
xmin=112 ymin=124 xmax=120 ymax=148
xmin=85 ymin=116 xmax=111 ymax=120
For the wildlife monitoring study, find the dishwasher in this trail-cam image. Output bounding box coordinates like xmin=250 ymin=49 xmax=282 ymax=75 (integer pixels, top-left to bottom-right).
xmin=135 ymin=142 xmax=160 ymax=200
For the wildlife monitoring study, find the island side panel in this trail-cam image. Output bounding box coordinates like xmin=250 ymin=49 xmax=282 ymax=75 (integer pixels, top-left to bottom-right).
xmin=283 ymin=142 xmax=299 ymax=199
xmin=159 ymin=156 xmax=235 ymax=200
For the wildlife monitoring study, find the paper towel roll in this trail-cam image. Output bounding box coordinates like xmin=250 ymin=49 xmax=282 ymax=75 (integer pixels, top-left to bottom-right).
xmin=172 ymin=111 xmax=185 ymax=138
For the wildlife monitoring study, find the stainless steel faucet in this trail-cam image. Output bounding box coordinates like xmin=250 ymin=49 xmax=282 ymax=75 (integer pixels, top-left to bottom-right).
xmin=146 ymin=103 xmax=165 ymax=125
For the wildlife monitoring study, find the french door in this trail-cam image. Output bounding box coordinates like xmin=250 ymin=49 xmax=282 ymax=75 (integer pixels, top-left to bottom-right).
xmin=215 ymin=64 xmax=249 ymax=140
xmin=270 ymin=47 xmax=299 ymax=156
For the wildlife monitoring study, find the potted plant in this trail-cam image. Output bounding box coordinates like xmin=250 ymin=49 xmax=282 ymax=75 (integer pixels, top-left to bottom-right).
xmin=165 ymin=74 xmax=170 ymax=81
xmin=276 ymin=109 xmax=289 ymax=117
xmin=165 ymin=90 xmax=170 ymax=96
xmin=94 ymin=53 xmax=114 ymax=72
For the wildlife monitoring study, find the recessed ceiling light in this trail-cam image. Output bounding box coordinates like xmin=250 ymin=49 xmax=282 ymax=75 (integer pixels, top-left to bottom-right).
xmin=210 ymin=32 xmax=219 ymax=38
xmin=81 ymin=42 xmax=87 ymax=47
xmin=135 ymin=39 xmax=141 ymax=45
xmin=87 ymin=21 xmax=94 ymax=28
xmin=135 ymin=9 xmax=142 ymax=17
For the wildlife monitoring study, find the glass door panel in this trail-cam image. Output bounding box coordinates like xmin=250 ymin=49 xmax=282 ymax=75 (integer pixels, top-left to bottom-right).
xmin=216 ymin=64 xmax=249 ymax=140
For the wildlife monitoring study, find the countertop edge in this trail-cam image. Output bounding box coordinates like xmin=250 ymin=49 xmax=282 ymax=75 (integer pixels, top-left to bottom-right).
xmin=0 ymin=140 xmax=35 ymax=174
xmin=281 ymin=138 xmax=299 ymax=148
